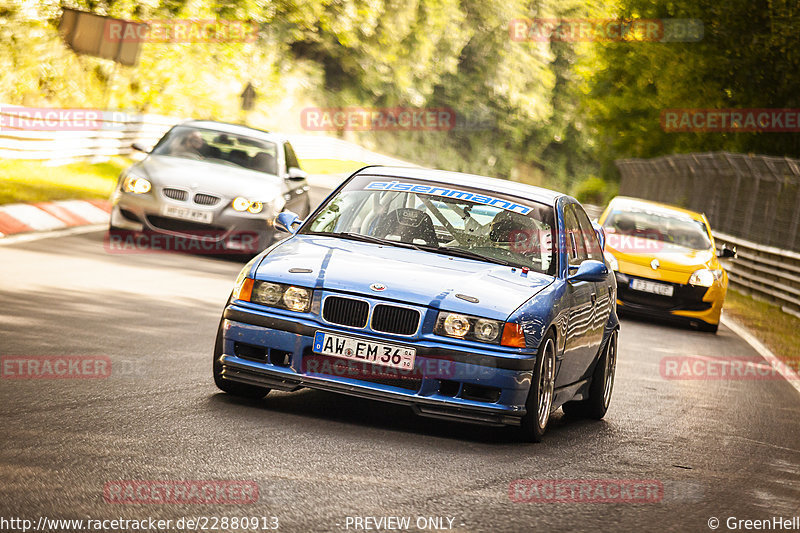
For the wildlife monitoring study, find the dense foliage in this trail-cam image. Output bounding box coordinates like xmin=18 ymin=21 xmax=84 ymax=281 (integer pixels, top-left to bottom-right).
xmin=2 ymin=0 xmax=798 ymax=196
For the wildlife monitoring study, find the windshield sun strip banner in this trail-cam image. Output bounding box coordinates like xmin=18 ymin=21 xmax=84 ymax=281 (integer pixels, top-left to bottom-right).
xmin=364 ymin=181 xmax=533 ymax=215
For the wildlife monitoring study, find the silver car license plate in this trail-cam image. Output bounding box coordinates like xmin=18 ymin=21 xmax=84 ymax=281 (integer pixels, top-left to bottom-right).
xmin=161 ymin=205 xmax=213 ymax=224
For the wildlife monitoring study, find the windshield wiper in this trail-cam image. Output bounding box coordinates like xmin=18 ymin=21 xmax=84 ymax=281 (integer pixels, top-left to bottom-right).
xmin=412 ymin=244 xmax=514 ymax=267
xmin=334 ymin=232 xmax=419 ymax=250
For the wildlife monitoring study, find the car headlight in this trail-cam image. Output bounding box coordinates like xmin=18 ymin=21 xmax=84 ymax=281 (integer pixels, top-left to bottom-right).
xmin=232 ymin=197 xmax=251 ymax=211
xmin=604 ymin=251 xmax=619 ymax=272
xmin=242 ymin=280 xmax=312 ymax=312
xmin=689 ymin=268 xmax=722 ymax=287
xmin=435 ymin=312 xmax=523 ymax=347
xmin=251 ymin=281 xmax=283 ymax=305
xmin=232 ymin=197 xmax=266 ymax=213
xmin=283 ymin=286 xmax=312 ymax=311
xmin=123 ymin=174 xmax=151 ymax=194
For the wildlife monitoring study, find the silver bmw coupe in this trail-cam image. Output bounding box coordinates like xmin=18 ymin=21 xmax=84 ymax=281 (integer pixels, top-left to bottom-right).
xmin=109 ymin=120 xmax=311 ymax=254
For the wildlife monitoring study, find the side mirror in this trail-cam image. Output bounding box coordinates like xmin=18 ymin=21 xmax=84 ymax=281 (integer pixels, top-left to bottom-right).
xmin=287 ymin=167 xmax=308 ymax=180
xmin=718 ymin=244 xmax=736 ymax=259
xmin=274 ymin=211 xmax=301 ymax=234
xmin=131 ymin=142 xmax=148 ymax=153
xmin=568 ymin=260 xmax=609 ymax=283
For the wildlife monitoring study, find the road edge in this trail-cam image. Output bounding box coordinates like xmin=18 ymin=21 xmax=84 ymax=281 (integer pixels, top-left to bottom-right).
xmin=721 ymin=316 xmax=800 ymax=396
xmin=0 ymin=199 xmax=110 ymax=239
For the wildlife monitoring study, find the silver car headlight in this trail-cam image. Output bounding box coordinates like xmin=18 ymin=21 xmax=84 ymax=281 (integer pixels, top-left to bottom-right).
xmin=123 ymin=173 xmax=151 ymax=194
xmin=232 ymin=197 xmax=266 ymax=214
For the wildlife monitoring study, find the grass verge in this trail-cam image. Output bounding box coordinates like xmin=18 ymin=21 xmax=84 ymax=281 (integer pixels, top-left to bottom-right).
xmin=0 ymin=157 xmax=130 ymax=205
xmin=724 ymin=289 xmax=800 ymax=369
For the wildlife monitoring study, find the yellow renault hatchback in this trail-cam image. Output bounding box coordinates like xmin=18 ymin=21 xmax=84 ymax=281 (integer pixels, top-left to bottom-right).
xmin=598 ymin=197 xmax=734 ymax=333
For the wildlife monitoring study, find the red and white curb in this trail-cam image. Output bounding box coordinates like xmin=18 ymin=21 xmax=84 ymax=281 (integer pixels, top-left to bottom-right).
xmin=0 ymin=200 xmax=110 ymax=238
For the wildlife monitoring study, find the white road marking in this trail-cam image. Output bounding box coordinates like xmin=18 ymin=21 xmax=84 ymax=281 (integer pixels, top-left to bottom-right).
xmin=721 ymin=316 xmax=800 ymax=396
xmin=0 ymin=224 xmax=105 ymax=246
xmin=56 ymin=200 xmax=110 ymax=224
xmin=0 ymin=203 xmax=65 ymax=230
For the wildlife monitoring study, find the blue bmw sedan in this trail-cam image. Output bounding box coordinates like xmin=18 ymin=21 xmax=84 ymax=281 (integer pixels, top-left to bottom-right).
xmin=213 ymin=166 xmax=618 ymax=441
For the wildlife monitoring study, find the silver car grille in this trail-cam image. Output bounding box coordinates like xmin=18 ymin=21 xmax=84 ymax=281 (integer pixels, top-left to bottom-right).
xmin=194 ymin=193 xmax=221 ymax=206
xmin=162 ymin=188 xmax=188 ymax=201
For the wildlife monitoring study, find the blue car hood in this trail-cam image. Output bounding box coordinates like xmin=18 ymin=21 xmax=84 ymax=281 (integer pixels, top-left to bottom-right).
xmin=254 ymin=235 xmax=554 ymax=320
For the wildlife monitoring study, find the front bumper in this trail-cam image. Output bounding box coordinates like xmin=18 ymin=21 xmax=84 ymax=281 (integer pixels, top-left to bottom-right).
xmin=217 ymin=303 xmax=537 ymax=426
xmin=615 ymin=272 xmax=725 ymax=326
xmin=111 ymin=190 xmax=275 ymax=251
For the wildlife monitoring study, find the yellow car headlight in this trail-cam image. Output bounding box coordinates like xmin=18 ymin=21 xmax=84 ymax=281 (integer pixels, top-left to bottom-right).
xmin=689 ymin=268 xmax=722 ymax=287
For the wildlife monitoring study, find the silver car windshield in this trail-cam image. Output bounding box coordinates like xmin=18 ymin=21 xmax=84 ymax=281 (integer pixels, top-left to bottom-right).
xmin=151 ymin=126 xmax=279 ymax=175
xmin=303 ymin=175 xmax=557 ymax=275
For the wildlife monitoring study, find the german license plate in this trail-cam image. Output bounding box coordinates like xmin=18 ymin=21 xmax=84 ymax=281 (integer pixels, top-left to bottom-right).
xmin=630 ymin=278 xmax=674 ymax=296
xmin=312 ymin=331 xmax=415 ymax=370
xmin=161 ymin=205 xmax=213 ymax=224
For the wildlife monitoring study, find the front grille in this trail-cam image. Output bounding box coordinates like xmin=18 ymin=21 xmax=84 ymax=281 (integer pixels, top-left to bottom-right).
xmin=323 ymin=296 xmax=369 ymax=328
xmin=163 ymin=188 xmax=188 ymax=201
xmin=371 ymin=304 xmax=420 ymax=335
xmin=617 ymin=274 xmax=712 ymax=312
xmin=194 ymin=193 xmax=221 ymax=206
xmin=146 ymin=215 xmax=227 ymax=238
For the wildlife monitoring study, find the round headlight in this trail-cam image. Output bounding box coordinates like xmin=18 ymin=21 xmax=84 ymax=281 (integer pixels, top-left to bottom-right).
xmin=233 ymin=197 xmax=251 ymax=211
xmin=283 ymin=286 xmax=311 ymax=312
xmin=248 ymin=201 xmax=264 ymax=214
xmin=443 ymin=313 xmax=471 ymax=337
xmin=124 ymin=176 xmax=151 ymax=194
xmin=689 ymin=268 xmax=716 ymax=287
xmin=251 ymin=281 xmax=283 ymax=305
xmin=474 ymin=319 xmax=501 ymax=342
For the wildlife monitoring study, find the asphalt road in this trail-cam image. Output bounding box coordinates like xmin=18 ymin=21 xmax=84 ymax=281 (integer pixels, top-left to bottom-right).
xmin=1 ymin=184 xmax=799 ymax=533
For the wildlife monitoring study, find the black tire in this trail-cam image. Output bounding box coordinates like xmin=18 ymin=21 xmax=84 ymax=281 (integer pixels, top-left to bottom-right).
xmin=563 ymin=329 xmax=618 ymax=420
xmin=697 ymin=321 xmax=719 ymax=334
xmin=519 ymin=331 xmax=557 ymax=442
xmin=212 ymin=320 xmax=270 ymax=399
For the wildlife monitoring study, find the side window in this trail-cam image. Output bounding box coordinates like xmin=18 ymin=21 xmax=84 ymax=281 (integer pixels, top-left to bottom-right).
xmin=284 ymin=143 xmax=300 ymax=169
xmin=574 ymin=205 xmax=603 ymax=261
xmin=563 ymin=206 xmax=586 ymax=267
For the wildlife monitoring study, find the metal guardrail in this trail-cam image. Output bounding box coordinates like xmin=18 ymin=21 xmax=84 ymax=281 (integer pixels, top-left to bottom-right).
xmin=0 ymin=106 xmax=178 ymax=163
xmin=616 ymin=152 xmax=800 ymax=254
xmin=615 ymin=152 xmax=800 ymax=318
xmin=714 ymin=231 xmax=800 ymax=319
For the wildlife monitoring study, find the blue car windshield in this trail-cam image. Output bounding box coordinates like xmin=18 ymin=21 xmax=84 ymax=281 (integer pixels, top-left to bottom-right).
xmin=303 ymin=175 xmax=557 ymax=275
